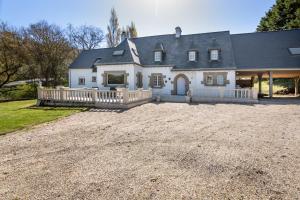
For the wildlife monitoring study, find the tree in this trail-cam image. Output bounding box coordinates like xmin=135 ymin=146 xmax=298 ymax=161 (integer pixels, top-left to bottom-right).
xmin=0 ymin=23 xmax=28 ymax=87
xmin=67 ymin=24 xmax=104 ymax=52
xmin=106 ymin=8 xmax=121 ymax=47
xmin=26 ymin=21 xmax=73 ymax=86
xmin=257 ymin=0 xmax=300 ymax=31
xmin=127 ymin=21 xmax=138 ymax=38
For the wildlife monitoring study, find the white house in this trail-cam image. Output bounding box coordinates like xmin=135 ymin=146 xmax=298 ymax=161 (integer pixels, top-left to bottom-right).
xmin=69 ymin=27 xmax=300 ymax=100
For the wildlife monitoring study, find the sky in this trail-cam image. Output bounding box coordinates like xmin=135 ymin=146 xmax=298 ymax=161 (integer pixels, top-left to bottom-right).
xmin=0 ymin=0 xmax=275 ymax=37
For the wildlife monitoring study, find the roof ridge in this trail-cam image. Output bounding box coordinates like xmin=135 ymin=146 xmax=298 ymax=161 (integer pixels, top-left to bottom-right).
xmin=132 ymin=30 xmax=230 ymax=40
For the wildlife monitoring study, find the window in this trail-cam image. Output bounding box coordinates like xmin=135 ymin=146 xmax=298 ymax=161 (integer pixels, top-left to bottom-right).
xmin=152 ymin=74 xmax=163 ymax=87
xmin=92 ymin=76 xmax=97 ymax=82
xmin=206 ymin=75 xmax=213 ymax=85
xmin=92 ymin=67 xmax=97 ymax=73
xmin=136 ymin=72 xmax=143 ymax=88
xmin=210 ymin=49 xmax=219 ymax=61
xmin=78 ymin=77 xmax=85 ymax=85
xmin=188 ymin=51 xmax=196 ymax=61
xmin=113 ymin=50 xmax=125 ymax=56
xmin=107 ymin=73 xmax=125 ymax=85
xmin=289 ymin=48 xmax=300 ymax=55
xmin=154 ymin=51 xmax=162 ymax=62
xmin=217 ymin=75 xmax=224 ymax=85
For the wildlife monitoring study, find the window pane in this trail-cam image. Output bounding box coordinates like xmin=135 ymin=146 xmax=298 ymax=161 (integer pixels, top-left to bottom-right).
xmin=217 ymin=75 xmax=224 ymax=85
xmin=92 ymin=76 xmax=97 ymax=82
xmin=189 ymin=51 xmax=196 ymax=61
xmin=210 ymin=50 xmax=219 ymax=60
xmin=206 ymin=75 xmax=213 ymax=85
xmin=107 ymin=73 xmax=125 ymax=85
xmin=154 ymin=51 xmax=162 ymax=62
xmin=153 ymin=74 xmax=162 ymax=87
xmin=79 ymin=78 xmax=85 ymax=85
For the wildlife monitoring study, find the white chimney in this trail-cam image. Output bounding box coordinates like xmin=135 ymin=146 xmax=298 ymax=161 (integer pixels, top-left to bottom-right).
xmin=121 ymin=31 xmax=127 ymax=41
xmin=175 ymin=26 xmax=182 ymax=38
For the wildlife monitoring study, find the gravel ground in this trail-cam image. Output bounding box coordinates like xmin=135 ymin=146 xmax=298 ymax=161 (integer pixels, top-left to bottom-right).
xmin=0 ymin=102 xmax=300 ymax=199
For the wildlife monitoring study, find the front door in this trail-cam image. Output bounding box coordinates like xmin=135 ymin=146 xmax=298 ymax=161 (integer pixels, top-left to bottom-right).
xmin=177 ymin=77 xmax=186 ymax=95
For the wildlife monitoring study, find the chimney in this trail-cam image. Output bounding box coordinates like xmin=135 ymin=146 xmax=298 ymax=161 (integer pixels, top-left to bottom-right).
xmin=121 ymin=31 xmax=127 ymax=42
xmin=175 ymin=26 xmax=182 ymax=38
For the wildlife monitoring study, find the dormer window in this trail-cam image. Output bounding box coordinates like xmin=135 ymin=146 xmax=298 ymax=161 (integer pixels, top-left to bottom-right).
xmin=154 ymin=51 xmax=162 ymax=62
xmin=188 ymin=51 xmax=197 ymax=61
xmin=210 ymin=49 xmax=219 ymax=61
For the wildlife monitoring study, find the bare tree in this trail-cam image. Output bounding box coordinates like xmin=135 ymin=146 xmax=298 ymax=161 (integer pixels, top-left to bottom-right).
xmin=0 ymin=23 xmax=28 ymax=87
xmin=26 ymin=21 xmax=73 ymax=86
xmin=106 ymin=8 xmax=121 ymax=47
xmin=67 ymin=24 xmax=104 ymax=52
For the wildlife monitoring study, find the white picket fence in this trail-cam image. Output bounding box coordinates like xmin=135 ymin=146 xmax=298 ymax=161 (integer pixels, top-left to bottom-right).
xmin=37 ymin=87 xmax=152 ymax=108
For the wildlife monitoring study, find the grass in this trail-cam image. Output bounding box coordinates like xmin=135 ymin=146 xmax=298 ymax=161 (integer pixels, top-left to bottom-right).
xmin=0 ymin=100 xmax=85 ymax=135
xmin=253 ymin=80 xmax=286 ymax=94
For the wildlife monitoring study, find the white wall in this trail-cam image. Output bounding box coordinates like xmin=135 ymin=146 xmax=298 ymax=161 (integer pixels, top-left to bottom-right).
xmin=142 ymin=68 xmax=236 ymax=96
xmin=69 ymin=69 xmax=97 ymax=88
xmin=70 ymin=66 xmax=236 ymax=96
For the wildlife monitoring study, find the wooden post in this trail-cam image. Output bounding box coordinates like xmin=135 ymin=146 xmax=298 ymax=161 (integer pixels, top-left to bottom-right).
xmin=295 ymin=77 xmax=300 ymax=96
xmin=269 ymin=71 xmax=273 ymax=98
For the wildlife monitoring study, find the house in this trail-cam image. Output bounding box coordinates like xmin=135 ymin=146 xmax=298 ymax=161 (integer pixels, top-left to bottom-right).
xmin=69 ymin=27 xmax=300 ymax=101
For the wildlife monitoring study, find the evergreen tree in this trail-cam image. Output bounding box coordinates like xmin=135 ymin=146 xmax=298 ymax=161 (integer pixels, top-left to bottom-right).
xmin=257 ymin=0 xmax=300 ymax=31
xmin=127 ymin=22 xmax=138 ymax=38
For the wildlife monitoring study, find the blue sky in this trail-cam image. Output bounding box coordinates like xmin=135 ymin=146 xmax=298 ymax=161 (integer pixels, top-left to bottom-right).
xmin=0 ymin=0 xmax=275 ymax=36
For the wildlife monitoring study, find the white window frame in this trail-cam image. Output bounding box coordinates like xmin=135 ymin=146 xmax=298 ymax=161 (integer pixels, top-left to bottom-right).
xmin=216 ymin=75 xmax=224 ymax=85
xmin=206 ymin=75 xmax=213 ymax=85
xmin=92 ymin=76 xmax=97 ymax=82
xmin=188 ymin=51 xmax=196 ymax=61
xmin=153 ymin=74 xmax=162 ymax=87
xmin=210 ymin=49 xmax=219 ymax=61
xmin=78 ymin=77 xmax=85 ymax=85
xmin=154 ymin=51 xmax=162 ymax=62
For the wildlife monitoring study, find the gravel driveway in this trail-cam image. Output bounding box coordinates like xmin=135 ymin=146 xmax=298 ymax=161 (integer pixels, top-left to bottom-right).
xmin=0 ymin=102 xmax=299 ymax=199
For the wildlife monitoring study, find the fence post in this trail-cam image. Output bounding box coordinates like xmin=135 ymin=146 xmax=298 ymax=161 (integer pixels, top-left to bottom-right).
xmin=138 ymin=88 xmax=143 ymax=100
xmin=92 ymin=89 xmax=97 ymax=103
xmin=60 ymin=87 xmax=65 ymax=101
xmin=117 ymin=88 xmax=128 ymax=104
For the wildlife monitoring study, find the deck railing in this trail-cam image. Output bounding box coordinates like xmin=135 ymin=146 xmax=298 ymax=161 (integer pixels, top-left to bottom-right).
xmin=37 ymin=87 xmax=152 ymax=108
xmin=192 ymin=88 xmax=258 ymax=101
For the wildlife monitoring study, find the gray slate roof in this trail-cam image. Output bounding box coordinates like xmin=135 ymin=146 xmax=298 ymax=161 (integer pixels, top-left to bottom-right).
xmin=231 ymin=29 xmax=300 ymax=69
xmin=69 ymin=29 xmax=300 ymax=70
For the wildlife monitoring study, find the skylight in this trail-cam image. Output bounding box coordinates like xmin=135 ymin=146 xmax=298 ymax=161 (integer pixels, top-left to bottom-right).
xmin=289 ymin=48 xmax=300 ymax=55
xmin=113 ymin=50 xmax=125 ymax=56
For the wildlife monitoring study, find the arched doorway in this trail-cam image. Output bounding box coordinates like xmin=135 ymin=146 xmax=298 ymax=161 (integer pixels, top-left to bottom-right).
xmin=172 ymin=74 xmax=190 ymax=95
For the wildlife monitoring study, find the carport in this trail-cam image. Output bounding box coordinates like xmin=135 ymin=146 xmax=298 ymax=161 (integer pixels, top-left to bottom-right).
xmin=231 ymin=29 xmax=300 ymax=99
xmin=236 ymin=69 xmax=300 ymax=98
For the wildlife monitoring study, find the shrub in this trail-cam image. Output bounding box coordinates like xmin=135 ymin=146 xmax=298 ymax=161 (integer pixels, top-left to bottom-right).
xmin=0 ymin=84 xmax=37 ymax=101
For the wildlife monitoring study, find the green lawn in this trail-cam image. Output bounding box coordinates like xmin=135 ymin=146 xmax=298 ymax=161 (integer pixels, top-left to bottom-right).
xmin=253 ymin=80 xmax=286 ymax=94
xmin=0 ymin=100 xmax=85 ymax=135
